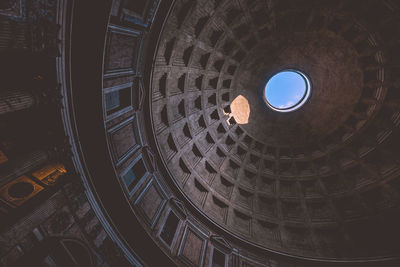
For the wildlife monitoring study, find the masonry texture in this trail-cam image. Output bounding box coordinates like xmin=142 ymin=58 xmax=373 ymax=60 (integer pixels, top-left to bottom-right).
xmin=150 ymin=0 xmax=400 ymax=259
xmin=1 ymin=0 xmax=400 ymax=266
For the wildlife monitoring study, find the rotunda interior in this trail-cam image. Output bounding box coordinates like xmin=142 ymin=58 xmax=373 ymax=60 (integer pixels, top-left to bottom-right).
xmin=0 ymin=0 xmax=400 ymax=266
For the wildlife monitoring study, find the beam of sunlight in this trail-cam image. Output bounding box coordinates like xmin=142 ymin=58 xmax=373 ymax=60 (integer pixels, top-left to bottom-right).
xmin=226 ymin=95 xmax=250 ymax=124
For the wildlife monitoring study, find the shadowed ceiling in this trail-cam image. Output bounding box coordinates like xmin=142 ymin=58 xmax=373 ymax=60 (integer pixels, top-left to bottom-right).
xmin=150 ymin=0 xmax=400 ymax=259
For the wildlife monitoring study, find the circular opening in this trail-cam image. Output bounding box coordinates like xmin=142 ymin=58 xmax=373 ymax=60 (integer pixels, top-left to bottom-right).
xmin=264 ymin=70 xmax=311 ymax=112
xmin=8 ymin=182 xmax=34 ymax=198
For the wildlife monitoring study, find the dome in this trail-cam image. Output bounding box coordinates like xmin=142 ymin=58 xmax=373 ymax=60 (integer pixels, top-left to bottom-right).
xmin=1 ymin=0 xmax=400 ymax=266
xmin=150 ymin=0 xmax=400 ymax=259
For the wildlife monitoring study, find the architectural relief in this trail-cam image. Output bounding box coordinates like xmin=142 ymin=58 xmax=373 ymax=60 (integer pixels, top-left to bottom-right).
xmin=1 ymin=0 xmax=399 ymax=266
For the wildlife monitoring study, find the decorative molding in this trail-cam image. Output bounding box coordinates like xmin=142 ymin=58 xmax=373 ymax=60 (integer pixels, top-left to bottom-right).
xmin=104 ymin=24 xmax=143 ymax=75
xmin=0 ymin=0 xmax=25 ymax=19
xmin=157 ymin=207 xmax=184 ymax=251
xmin=103 ymin=81 xmax=134 ymax=121
xmin=119 ymin=153 xmax=150 ymax=197
xmin=177 ymin=221 xmax=208 ymax=267
xmin=134 ymin=176 xmax=167 ymax=228
xmin=107 ymin=115 xmax=142 ymax=166
xmin=169 ymin=197 xmax=187 ymax=219
xmin=210 ymin=235 xmax=232 ymax=254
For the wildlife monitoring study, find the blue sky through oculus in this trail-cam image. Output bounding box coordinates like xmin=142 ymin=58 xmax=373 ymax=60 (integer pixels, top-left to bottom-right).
xmin=265 ymin=71 xmax=307 ymax=109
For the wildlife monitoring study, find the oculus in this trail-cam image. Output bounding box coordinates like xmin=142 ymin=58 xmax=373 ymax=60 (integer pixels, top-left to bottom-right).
xmin=264 ymin=70 xmax=311 ymax=112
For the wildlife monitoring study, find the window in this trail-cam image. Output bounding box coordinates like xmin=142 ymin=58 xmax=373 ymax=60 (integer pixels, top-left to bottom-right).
xmin=124 ymin=0 xmax=148 ymax=15
xmin=122 ymin=158 xmax=147 ymax=192
xmin=160 ymin=211 xmax=179 ymax=246
xmin=212 ymin=248 xmax=226 ymax=267
xmin=105 ymin=87 xmax=131 ymax=115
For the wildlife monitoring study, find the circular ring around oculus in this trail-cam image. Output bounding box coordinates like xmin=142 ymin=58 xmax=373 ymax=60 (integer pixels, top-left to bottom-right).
xmin=264 ymin=70 xmax=311 ymax=112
